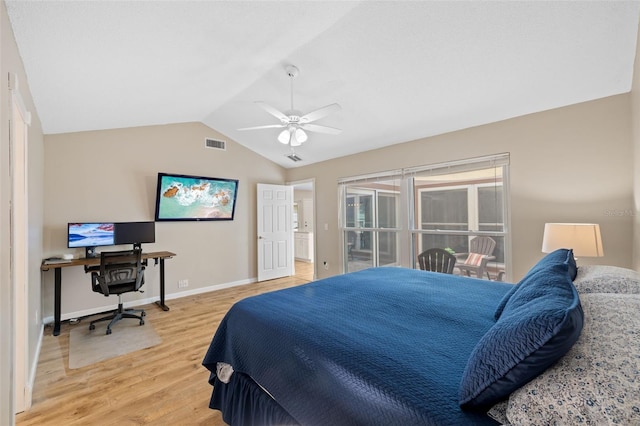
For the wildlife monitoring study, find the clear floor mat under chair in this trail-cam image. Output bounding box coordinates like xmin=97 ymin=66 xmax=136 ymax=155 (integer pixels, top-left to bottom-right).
xmin=68 ymin=315 xmax=161 ymax=369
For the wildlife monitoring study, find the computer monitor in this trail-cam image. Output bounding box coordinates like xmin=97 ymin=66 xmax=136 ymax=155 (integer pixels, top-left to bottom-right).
xmin=67 ymin=222 xmax=115 ymax=258
xmin=114 ymin=221 xmax=155 ymax=250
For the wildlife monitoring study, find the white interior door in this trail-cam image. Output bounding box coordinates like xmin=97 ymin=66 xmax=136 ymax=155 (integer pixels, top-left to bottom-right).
xmin=257 ymin=184 xmax=293 ymax=281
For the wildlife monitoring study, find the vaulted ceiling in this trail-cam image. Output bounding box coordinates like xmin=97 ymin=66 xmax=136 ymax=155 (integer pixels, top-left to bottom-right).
xmin=6 ymin=1 xmax=640 ymax=168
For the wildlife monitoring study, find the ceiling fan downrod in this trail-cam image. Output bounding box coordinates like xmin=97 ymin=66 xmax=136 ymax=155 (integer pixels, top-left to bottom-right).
xmin=286 ymin=65 xmax=299 ymax=112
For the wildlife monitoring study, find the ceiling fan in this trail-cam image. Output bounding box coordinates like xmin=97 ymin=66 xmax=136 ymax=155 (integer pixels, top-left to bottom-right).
xmin=238 ymin=65 xmax=342 ymax=147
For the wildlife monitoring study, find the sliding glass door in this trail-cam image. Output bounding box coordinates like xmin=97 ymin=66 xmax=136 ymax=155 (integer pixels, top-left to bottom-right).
xmin=341 ymin=177 xmax=401 ymax=273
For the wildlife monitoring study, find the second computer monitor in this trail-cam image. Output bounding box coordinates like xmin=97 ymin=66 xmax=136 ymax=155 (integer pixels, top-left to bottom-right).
xmin=114 ymin=221 xmax=156 ymax=250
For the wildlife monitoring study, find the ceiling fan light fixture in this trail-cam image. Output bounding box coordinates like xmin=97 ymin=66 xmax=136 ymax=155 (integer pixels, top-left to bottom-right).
xmin=238 ymin=65 xmax=342 ymax=150
xmin=290 ymin=130 xmax=301 ymax=147
xmin=295 ymin=128 xmax=307 ymax=143
xmin=277 ymin=129 xmax=290 ymax=144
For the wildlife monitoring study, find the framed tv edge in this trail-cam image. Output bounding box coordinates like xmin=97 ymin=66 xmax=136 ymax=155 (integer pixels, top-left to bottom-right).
xmin=154 ymin=172 xmax=239 ymax=221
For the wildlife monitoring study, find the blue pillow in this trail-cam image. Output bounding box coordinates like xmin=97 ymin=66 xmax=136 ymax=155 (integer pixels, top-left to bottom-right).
xmin=493 ymin=249 xmax=576 ymax=321
xmin=529 ymin=248 xmax=577 ymax=279
xmin=459 ymin=249 xmax=583 ymax=409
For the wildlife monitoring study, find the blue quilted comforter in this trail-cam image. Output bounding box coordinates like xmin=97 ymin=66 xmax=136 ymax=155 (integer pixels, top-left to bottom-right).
xmin=203 ymin=267 xmax=511 ymax=425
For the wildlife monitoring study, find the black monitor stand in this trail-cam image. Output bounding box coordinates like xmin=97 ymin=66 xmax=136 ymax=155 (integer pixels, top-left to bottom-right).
xmin=85 ymin=246 xmax=97 ymax=258
xmin=86 ymin=245 xmax=142 ymax=259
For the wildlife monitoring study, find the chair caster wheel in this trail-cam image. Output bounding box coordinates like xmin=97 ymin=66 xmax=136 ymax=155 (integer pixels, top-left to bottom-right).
xmin=140 ymin=319 xmax=145 ymax=326
xmin=106 ymin=328 xmax=112 ymax=335
xmin=141 ymin=311 xmax=146 ymax=317
xmin=89 ymin=324 xmax=95 ymax=331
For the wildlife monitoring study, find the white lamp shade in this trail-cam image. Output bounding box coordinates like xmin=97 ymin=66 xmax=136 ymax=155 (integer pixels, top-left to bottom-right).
xmin=542 ymin=223 xmax=604 ymax=257
xmin=277 ymin=129 xmax=291 ymax=144
xmin=289 ymin=129 xmax=307 ymax=147
xmin=295 ymin=128 xmax=307 ymax=143
xmin=277 ymin=127 xmax=306 ymax=146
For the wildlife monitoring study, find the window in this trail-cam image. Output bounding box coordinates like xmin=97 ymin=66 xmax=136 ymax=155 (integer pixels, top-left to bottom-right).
xmin=409 ymin=156 xmax=509 ymax=280
xmin=339 ymin=154 xmax=510 ymax=280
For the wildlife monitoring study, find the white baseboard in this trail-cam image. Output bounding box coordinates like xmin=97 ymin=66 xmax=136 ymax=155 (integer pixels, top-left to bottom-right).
xmin=42 ymin=276 xmax=257 ymax=325
xmin=25 ymin=323 xmax=44 ymax=410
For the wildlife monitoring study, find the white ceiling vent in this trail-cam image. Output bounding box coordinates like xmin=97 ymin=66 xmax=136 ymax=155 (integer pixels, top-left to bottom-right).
xmin=205 ymin=138 xmax=226 ymax=150
xmin=286 ymin=153 xmax=303 ymax=162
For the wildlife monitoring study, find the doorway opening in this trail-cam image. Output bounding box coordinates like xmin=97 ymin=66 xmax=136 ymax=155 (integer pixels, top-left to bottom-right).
xmin=290 ymin=179 xmax=316 ymax=281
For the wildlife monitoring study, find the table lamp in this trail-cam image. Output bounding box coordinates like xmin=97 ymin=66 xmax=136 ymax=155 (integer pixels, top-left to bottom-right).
xmin=542 ymin=223 xmax=604 ymax=259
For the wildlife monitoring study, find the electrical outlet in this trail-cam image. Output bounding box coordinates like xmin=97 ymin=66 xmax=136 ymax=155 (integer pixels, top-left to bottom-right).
xmin=178 ymin=279 xmax=189 ymax=288
xmin=323 ymin=261 xmax=329 ymax=270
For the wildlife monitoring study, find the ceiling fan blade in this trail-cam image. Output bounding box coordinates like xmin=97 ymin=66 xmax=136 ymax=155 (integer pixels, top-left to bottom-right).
xmin=237 ymin=124 xmax=286 ymax=131
xmin=300 ymin=123 xmax=342 ymax=135
xmin=299 ymin=103 xmax=341 ymax=123
xmin=255 ymin=101 xmax=289 ymax=123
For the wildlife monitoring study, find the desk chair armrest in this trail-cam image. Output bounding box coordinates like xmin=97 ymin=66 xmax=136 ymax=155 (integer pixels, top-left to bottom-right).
xmin=135 ymin=268 xmax=145 ymax=289
xmin=92 ymin=273 xmax=110 ymax=296
xmin=84 ymin=265 xmax=100 ymax=274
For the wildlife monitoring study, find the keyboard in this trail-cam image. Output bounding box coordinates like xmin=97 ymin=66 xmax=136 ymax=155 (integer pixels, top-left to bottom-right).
xmin=44 ymin=258 xmax=73 ymax=265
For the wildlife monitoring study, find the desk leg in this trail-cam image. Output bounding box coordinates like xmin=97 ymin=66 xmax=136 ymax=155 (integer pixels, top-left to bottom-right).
xmin=154 ymin=257 xmax=170 ymax=311
xmin=53 ymin=267 xmax=62 ymax=336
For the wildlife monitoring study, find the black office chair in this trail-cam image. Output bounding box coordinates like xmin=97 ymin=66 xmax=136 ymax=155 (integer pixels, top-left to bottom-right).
xmin=89 ymin=249 xmax=146 ymax=335
xmin=417 ymin=248 xmax=457 ymax=274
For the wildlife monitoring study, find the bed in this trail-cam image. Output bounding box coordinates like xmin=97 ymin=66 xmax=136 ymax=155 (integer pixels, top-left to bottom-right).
xmin=203 ymin=249 xmax=640 ymax=425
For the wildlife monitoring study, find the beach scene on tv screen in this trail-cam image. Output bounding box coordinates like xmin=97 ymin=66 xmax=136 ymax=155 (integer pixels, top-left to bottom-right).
xmin=158 ymin=176 xmax=236 ymax=219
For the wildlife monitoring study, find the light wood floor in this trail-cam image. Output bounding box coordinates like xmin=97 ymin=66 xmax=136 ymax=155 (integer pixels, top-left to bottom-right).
xmin=16 ymin=261 xmax=314 ymax=425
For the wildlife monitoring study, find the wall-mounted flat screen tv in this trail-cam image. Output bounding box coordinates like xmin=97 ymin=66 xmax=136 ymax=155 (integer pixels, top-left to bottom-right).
xmin=154 ymin=172 xmax=239 ymax=221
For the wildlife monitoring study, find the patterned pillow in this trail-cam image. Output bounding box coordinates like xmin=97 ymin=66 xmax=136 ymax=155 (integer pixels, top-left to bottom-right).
xmin=573 ymin=265 xmax=640 ymax=294
xmin=464 ymin=252 xmax=485 ymax=266
xmin=486 ymin=401 xmax=509 ymax=424
xmin=504 ymin=293 xmax=640 ymax=425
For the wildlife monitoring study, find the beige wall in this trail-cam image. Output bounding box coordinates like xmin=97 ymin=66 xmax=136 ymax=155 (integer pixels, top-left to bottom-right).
xmin=288 ymin=94 xmax=633 ymax=281
xmin=294 ymin=189 xmax=313 ymax=200
xmin=42 ymin=122 xmax=286 ymax=319
xmin=632 ymin=15 xmax=640 ymax=270
xmin=1 ymin=0 xmax=45 ymax=422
